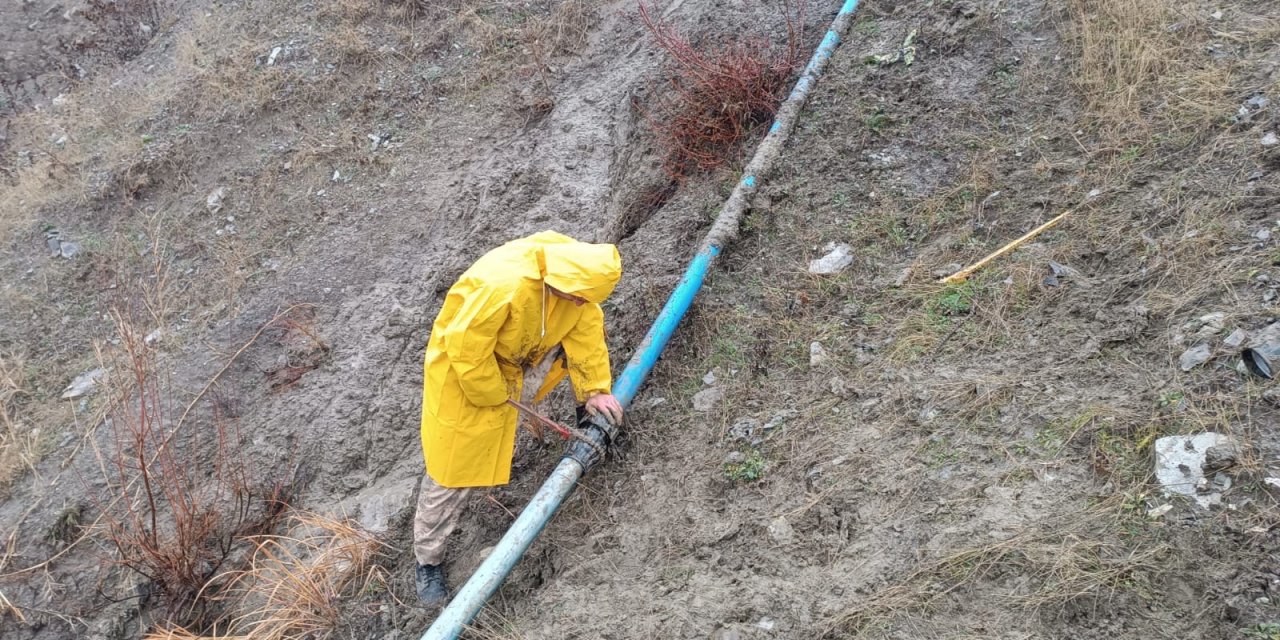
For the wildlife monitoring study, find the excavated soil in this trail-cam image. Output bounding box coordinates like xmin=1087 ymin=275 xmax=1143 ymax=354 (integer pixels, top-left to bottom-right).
xmin=4 ymin=0 xmax=1280 ymax=638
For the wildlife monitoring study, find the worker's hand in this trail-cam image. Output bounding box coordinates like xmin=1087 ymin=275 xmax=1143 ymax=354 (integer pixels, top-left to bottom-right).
xmin=585 ymin=393 xmax=624 ymax=425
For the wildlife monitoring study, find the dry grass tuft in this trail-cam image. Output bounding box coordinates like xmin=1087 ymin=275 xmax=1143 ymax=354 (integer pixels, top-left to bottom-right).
xmin=147 ymin=512 xmax=388 ymax=640
xmin=1065 ymin=0 xmax=1241 ymax=147
xmin=0 ymin=352 xmax=41 ymax=493
xmin=824 ymin=503 xmax=1168 ymax=637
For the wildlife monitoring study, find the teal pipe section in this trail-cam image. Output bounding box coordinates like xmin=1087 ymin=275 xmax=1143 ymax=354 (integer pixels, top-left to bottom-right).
xmin=419 ymin=1 xmax=862 ymax=637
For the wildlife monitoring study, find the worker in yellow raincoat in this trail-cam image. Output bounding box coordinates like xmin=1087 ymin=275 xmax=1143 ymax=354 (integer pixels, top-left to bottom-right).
xmin=413 ymin=231 xmax=625 ymax=604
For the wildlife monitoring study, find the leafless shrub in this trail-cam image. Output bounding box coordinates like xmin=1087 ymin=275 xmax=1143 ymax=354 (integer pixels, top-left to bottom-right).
xmin=638 ymin=0 xmax=803 ymax=178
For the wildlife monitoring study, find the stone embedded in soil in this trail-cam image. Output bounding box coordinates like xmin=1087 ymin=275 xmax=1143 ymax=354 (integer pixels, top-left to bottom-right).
xmin=1263 ymin=132 xmax=1280 ymax=147
xmin=692 ymin=387 xmax=724 ymax=412
xmin=1204 ymin=442 xmax=1244 ymax=473
xmin=61 ymin=367 xmax=106 ymax=399
xmin=57 ymin=241 xmax=80 ymax=259
xmin=808 ymin=243 xmax=854 ymax=275
xmin=1154 ymin=432 xmax=1238 ymax=508
xmin=702 ymin=370 xmax=717 ymax=386
xmin=1147 ymin=504 xmax=1173 ymax=518
xmin=809 ymin=341 xmax=830 ymax=367
xmin=728 ymin=418 xmax=760 ymax=443
xmin=1179 ymin=343 xmax=1212 ymax=371
xmin=1225 ymin=328 xmax=1248 ymax=349
xmin=767 ymin=515 xmax=794 ymax=543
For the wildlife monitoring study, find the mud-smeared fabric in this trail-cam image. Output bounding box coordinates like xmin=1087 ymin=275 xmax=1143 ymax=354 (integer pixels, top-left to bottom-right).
xmin=421 ymin=231 xmax=621 ymax=488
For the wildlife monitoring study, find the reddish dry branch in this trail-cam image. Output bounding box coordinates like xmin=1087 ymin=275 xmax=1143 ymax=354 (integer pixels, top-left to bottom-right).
xmin=638 ymin=1 xmax=802 ymax=178
xmin=90 ymin=307 xmax=294 ymax=620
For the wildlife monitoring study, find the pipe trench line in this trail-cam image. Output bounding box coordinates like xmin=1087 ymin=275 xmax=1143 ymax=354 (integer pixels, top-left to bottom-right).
xmin=419 ymin=1 xmax=862 ymax=637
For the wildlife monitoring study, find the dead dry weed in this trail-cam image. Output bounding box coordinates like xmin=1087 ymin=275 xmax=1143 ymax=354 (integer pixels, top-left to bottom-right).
xmin=147 ymin=512 xmax=388 ymax=640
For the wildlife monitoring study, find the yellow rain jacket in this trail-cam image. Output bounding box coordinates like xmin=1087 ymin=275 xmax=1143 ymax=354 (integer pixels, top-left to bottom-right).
xmin=421 ymin=231 xmax=622 ymax=488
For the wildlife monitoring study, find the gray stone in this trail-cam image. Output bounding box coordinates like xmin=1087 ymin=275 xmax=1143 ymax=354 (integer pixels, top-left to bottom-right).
xmin=1258 ymin=229 xmax=1273 ymax=242
xmin=61 ymin=368 xmax=106 ymax=399
xmin=692 ymin=387 xmax=724 ymax=412
xmin=57 ymin=241 xmax=80 ymax=259
xmin=727 ymin=418 xmax=760 ymax=443
xmin=767 ymin=515 xmax=794 ymax=543
xmin=1179 ymin=343 xmax=1212 ymax=371
xmin=1147 ymin=504 xmax=1173 ymax=518
xmin=809 ymin=341 xmax=830 ymax=367
xmin=1204 ymin=443 xmax=1244 ymax=472
xmin=1154 ymin=433 xmax=1237 ymax=508
xmin=702 ymin=370 xmax=717 ymax=386
xmin=808 ymin=244 xmax=854 ymax=275
xmin=1224 ymin=328 xmax=1247 ymax=349
xmin=1263 ymin=132 xmax=1280 ymax=147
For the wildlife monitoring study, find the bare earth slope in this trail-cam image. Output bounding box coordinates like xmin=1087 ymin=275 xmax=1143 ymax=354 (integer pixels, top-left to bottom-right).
xmin=4 ymin=0 xmax=1280 ymax=639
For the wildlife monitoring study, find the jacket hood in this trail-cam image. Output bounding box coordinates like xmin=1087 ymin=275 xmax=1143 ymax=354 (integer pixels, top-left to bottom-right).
xmin=541 ymin=241 xmax=622 ymax=304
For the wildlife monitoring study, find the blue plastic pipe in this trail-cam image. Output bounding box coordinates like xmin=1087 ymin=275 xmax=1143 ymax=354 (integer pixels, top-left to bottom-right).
xmin=420 ymin=1 xmax=862 ymax=637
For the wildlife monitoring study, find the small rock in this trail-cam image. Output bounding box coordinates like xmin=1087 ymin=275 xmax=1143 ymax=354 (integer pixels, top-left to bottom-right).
xmin=1147 ymin=504 xmax=1173 ymax=518
xmin=1224 ymin=328 xmax=1247 ymax=349
xmin=206 ymin=187 xmax=227 ymax=213
xmin=756 ymin=617 xmax=776 ymax=631
xmin=710 ymin=629 xmax=743 ymax=640
xmin=727 ymin=418 xmax=761 ymax=443
xmin=1211 ymin=9 xmax=1223 ymax=20
xmin=702 ymin=370 xmax=717 ymax=386
xmin=267 ymin=46 xmax=283 ymax=65
xmin=723 ymin=451 xmax=746 ymax=465
xmin=1263 ymin=132 xmax=1280 ymax=147
xmin=1258 ymin=597 xmax=1272 ymax=605
xmin=1265 ymin=477 xmax=1280 ymax=490
xmin=1179 ymin=343 xmax=1212 ymax=371
xmin=809 ymin=342 xmax=830 ymax=367
xmin=1087 ymin=188 xmax=1102 ymax=199
xmin=692 ymin=387 xmax=724 ymax=412
xmin=767 ymin=516 xmax=794 ymax=543
xmin=1258 ymin=229 xmax=1273 ymax=242
xmin=61 ymin=368 xmax=107 ymax=399
xmin=46 ymin=237 xmax=62 ymax=255
xmin=1247 ymin=95 xmax=1270 ymax=110
xmin=144 ymin=328 xmax=166 ymax=345
xmin=808 ymin=244 xmax=854 ymax=275
xmin=1204 ymin=443 xmax=1243 ymax=472
xmin=58 ymin=241 xmax=81 ymax=259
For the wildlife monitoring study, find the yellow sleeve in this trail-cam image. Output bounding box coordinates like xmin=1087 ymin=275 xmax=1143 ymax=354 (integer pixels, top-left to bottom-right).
xmin=561 ymin=303 xmax=611 ymax=403
xmin=441 ymin=281 xmax=511 ymax=407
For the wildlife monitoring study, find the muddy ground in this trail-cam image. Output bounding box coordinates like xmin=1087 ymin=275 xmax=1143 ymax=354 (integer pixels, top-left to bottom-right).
xmin=3 ymin=0 xmax=1280 ymax=638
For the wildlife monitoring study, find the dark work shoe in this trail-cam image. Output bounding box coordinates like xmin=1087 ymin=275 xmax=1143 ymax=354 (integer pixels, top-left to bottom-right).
xmin=416 ymin=563 xmax=449 ymax=605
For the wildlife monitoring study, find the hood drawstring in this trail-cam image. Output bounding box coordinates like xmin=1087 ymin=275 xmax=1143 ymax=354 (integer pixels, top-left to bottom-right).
xmin=540 ymin=282 xmax=547 ymax=343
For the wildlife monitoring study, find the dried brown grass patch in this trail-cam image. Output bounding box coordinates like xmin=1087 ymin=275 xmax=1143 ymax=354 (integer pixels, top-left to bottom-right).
xmin=147 ymin=512 xmax=388 ymax=640
xmin=823 ymin=503 xmax=1168 ymax=637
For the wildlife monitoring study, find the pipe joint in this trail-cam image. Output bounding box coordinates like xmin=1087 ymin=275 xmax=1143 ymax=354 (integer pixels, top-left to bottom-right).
xmin=564 ymin=413 xmax=616 ymax=469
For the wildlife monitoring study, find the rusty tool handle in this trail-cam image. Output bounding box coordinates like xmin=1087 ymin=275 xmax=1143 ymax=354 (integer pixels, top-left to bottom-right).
xmin=506 ymin=399 xmax=571 ymax=439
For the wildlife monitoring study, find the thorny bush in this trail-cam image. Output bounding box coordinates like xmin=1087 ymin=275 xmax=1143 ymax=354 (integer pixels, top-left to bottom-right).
xmin=638 ymin=1 xmax=803 ymax=178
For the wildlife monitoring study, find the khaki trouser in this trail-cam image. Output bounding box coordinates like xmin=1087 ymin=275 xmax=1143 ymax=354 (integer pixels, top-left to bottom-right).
xmin=413 ymin=349 xmax=561 ymax=567
xmin=413 ymin=474 xmax=472 ymax=566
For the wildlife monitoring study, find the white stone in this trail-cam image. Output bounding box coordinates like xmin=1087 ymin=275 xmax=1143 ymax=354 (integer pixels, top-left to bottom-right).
xmin=692 ymin=387 xmax=724 ymax=412
xmin=808 ymin=244 xmax=854 ymax=275
xmin=702 ymin=370 xmax=718 ymax=386
xmin=1263 ymin=132 xmax=1279 ymax=147
xmin=1154 ymin=433 xmax=1236 ymax=508
xmin=1146 ymin=504 xmax=1173 ymax=518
